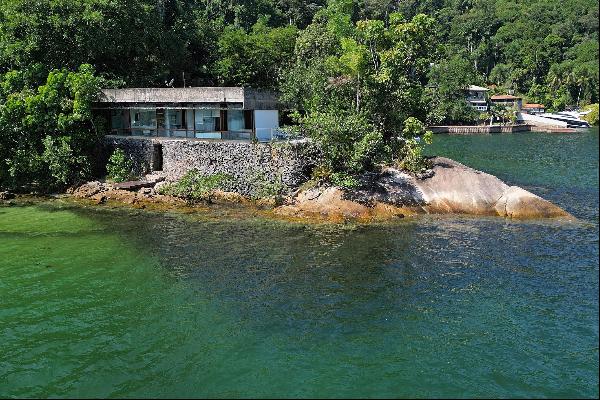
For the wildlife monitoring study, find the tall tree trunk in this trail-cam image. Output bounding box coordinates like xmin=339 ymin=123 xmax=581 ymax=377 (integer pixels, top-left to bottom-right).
xmin=356 ymin=73 xmax=361 ymax=112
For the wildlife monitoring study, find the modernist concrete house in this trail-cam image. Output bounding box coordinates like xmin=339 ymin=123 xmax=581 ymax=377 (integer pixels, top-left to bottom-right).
xmin=466 ymin=85 xmax=489 ymax=111
xmin=94 ymin=87 xmax=281 ymax=141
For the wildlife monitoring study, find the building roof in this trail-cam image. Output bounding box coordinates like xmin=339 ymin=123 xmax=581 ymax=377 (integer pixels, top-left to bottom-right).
xmin=523 ymin=103 xmax=545 ymax=108
xmin=491 ymin=94 xmax=522 ymax=100
xmin=467 ymin=85 xmax=489 ymax=91
xmin=98 ymin=87 xmax=280 ymax=109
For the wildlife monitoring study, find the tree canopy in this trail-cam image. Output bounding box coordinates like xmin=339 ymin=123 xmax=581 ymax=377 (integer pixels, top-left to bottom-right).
xmin=1 ymin=0 xmax=596 ymax=101
xmin=0 ymin=0 xmax=598 ymax=189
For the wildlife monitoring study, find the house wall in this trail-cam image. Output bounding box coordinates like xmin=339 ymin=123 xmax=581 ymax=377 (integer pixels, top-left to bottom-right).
xmin=254 ymin=110 xmax=279 ymax=141
xmin=104 ymin=136 xmax=321 ymax=196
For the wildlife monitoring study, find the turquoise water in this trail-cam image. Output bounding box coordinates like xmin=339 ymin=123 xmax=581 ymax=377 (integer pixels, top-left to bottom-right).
xmin=1 ymin=129 xmax=598 ymax=398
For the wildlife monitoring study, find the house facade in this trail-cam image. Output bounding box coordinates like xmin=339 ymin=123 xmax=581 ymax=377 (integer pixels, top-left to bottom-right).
xmin=466 ymin=85 xmax=489 ymax=112
xmin=94 ymin=87 xmax=281 ymax=141
xmin=521 ymin=103 xmax=545 ymax=115
xmin=490 ymin=94 xmax=523 ymax=111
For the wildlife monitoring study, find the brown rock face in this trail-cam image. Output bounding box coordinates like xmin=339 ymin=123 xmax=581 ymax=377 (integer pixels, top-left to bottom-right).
xmin=412 ymin=158 xmax=509 ymax=215
xmin=493 ymin=186 xmax=569 ymax=219
xmin=71 ymin=180 xmax=185 ymax=207
xmin=275 ymin=157 xmax=573 ymax=222
xmin=71 ymin=181 xmax=106 ymax=198
xmin=275 ymin=187 xmax=407 ymax=222
xmin=0 ymin=191 xmax=15 ymax=200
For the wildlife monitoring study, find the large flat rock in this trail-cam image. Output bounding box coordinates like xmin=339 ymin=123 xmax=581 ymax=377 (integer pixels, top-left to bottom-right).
xmin=275 ymin=157 xmax=573 ymax=221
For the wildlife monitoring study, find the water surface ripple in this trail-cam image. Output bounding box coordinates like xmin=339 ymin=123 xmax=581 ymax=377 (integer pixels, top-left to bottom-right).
xmin=1 ymin=130 xmax=598 ymax=398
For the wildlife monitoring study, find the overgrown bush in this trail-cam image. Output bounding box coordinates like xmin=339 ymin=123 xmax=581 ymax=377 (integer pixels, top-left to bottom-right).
xmin=106 ymin=148 xmax=134 ymax=183
xmin=394 ymin=118 xmax=433 ymax=173
xmin=0 ymin=64 xmax=103 ymax=191
xmin=247 ymin=170 xmax=287 ymax=203
xmin=292 ymin=110 xmax=385 ymax=187
xmin=582 ymin=104 xmax=599 ymax=125
xmin=42 ymin=136 xmax=90 ymax=187
xmin=157 ymin=170 xmax=232 ymax=203
xmin=292 ymin=111 xmax=433 ymax=185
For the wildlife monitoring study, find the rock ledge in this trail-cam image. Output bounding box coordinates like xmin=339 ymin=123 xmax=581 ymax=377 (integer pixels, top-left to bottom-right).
xmin=274 ymin=157 xmax=572 ymax=222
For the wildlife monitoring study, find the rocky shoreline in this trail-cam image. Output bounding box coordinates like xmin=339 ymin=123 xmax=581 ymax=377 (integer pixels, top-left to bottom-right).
xmin=275 ymin=157 xmax=573 ymax=222
xmin=3 ymin=157 xmax=573 ymax=223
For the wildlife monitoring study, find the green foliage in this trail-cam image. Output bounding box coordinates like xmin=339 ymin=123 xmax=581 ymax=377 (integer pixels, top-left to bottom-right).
xmin=302 ymin=166 xmax=359 ymax=190
xmin=479 ymin=112 xmax=492 ymax=125
xmin=330 ymin=172 xmax=360 ymax=188
xmin=216 ymin=18 xmax=297 ymax=89
xmin=42 ymin=136 xmax=89 ymax=186
xmin=157 ymin=170 xmax=232 ymax=203
xmin=425 ymin=55 xmax=480 ymax=125
xmin=490 ymin=103 xmax=518 ymax=125
xmin=394 ymin=117 xmax=433 ymax=172
xmin=282 ymin=12 xmax=438 ymax=135
xmin=293 ymin=111 xmax=385 ymax=177
xmin=282 ymin=10 xmax=436 ymax=179
xmin=0 ymin=64 xmax=102 ymax=190
xmin=582 ymin=104 xmax=599 ymax=125
xmin=0 ymin=0 xmax=596 ymax=100
xmin=106 ymin=148 xmax=134 ymax=183
xmin=247 ymin=170 xmax=287 ymax=203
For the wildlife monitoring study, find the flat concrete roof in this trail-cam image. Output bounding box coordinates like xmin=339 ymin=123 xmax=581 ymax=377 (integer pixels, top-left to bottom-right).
xmin=99 ymin=87 xmax=280 ymax=109
xmin=467 ymin=85 xmax=489 ymax=91
xmin=491 ymin=94 xmax=522 ymax=100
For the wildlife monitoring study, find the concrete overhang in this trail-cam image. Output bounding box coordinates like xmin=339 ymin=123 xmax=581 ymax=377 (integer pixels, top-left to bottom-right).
xmin=98 ymin=87 xmax=280 ymax=110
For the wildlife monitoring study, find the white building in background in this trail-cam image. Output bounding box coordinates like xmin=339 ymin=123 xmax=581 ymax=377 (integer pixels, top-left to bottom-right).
xmin=521 ymin=103 xmax=546 ymax=115
xmin=95 ymin=87 xmax=281 ymax=141
xmin=466 ymin=85 xmax=489 ymax=112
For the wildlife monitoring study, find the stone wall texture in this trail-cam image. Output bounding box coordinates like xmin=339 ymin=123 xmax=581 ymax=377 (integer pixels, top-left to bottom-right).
xmin=104 ymin=136 xmax=321 ymax=196
xmin=104 ymin=136 xmax=155 ymax=177
xmin=429 ymin=124 xmax=532 ymax=134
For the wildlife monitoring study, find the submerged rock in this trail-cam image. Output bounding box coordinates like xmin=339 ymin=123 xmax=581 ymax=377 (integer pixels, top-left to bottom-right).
xmin=275 ymin=157 xmax=572 ymax=221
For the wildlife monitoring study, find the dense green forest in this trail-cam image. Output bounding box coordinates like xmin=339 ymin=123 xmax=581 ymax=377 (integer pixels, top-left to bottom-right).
xmin=2 ymin=0 xmax=597 ymax=105
xmin=0 ymin=0 xmax=598 ymax=190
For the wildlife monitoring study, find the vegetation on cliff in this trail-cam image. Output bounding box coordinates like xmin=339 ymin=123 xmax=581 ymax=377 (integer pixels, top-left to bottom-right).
xmin=0 ymin=64 xmax=103 ymax=191
xmin=106 ymin=149 xmax=136 ymax=183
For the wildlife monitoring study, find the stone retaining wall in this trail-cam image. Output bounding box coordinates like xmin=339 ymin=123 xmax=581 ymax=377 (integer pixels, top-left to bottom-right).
xmin=104 ymin=136 xmax=321 ymax=196
xmin=429 ymin=124 xmax=532 ymax=134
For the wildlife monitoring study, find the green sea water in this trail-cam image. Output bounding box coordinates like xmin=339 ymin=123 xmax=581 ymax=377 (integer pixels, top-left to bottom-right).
xmin=1 ymin=129 xmax=598 ymax=398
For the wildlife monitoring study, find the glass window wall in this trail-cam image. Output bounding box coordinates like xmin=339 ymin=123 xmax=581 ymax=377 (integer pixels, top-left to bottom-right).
xmin=227 ymin=110 xmax=245 ymax=132
xmin=130 ymin=109 xmax=156 ymax=134
xmin=195 ymin=109 xmax=220 ymax=132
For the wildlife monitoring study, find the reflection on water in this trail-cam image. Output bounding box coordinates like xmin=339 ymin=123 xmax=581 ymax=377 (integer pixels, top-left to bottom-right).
xmin=1 ymin=129 xmax=598 ymax=398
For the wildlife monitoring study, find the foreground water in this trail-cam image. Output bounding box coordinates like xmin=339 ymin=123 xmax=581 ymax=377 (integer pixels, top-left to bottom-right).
xmin=1 ymin=130 xmax=598 ymax=398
